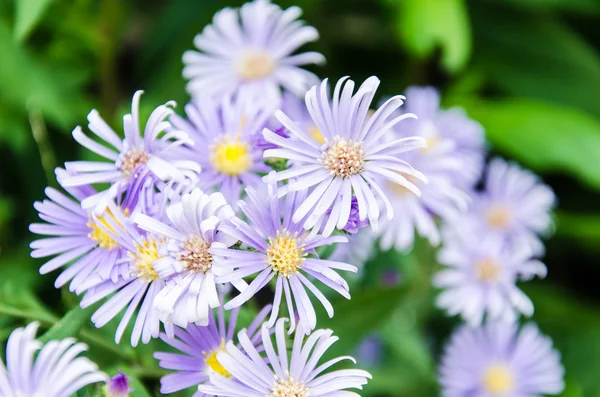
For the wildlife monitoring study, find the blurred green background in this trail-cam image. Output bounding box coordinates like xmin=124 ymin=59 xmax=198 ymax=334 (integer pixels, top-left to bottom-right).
xmin=1 ymin=0 xmax=600 ymax=396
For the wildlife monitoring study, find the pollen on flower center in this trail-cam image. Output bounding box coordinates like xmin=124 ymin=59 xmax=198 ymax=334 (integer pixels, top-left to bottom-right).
xmin=236 ymin=51 xmax=275 ymax=80
xmin=486 ymin=204 xmax=512 ymax=229
xmin=129 ymin=238 xmax=163 ymax=283
xmin=87 ymin=209 xmax=122 ymax=250
xmin=475 ymin=258 xmax=501 ymax=283
xmin=269 ymin=377 xmax=310 ymax=397
xmin=120 ymin=147 xmax=151 ymax=177
xmin=210 ymin=135 xmax=253 ymax=176
xmin=267 ymin=230 xmax=305 ymax=277
xmin=482 ymin=363 xmax=514 ymax=395
xmin=203 ymin=340 xmax=231 ymax=378
xmin=309 ymin=125 xmax=325 ymax=145
xmin=322 ymin=136 xmax=364 ymax=178
xmin=178 ymin=234 xmax=213 ymax=273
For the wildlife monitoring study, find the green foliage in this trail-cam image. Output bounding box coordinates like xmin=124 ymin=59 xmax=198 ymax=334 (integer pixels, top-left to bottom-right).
xmin=13 ymin=0 xmax=55 ymax=41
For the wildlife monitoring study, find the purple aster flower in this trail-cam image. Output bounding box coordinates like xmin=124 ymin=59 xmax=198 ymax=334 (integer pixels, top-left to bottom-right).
xmin=262 ymin=76 xmax=427 ymax=236
xmin=440 ymin=322 xmax=564 ymax=397
xmin=59 ymin=90 xmax=200 ymax=212
xmin=445 ymin=158 xmax=556 ymax=257
xmin=197 ymin=319 xmax=371 ymax=397
xmin=131 ymin=188 xmax=238 ymax=328
xmin=434 ymin=236 xmax=547 ymax=325
xmin=182 ymin=0 xmax=325 ymax=103
xmin=0 ymin=322 xmax=107 ymax=397
xmin=155 ymin=303 xmax=271 ymax=397
xmin=170 ymin=95 xmax=272 ymax=205
xmin=213 ymin=176 xmax=357 ymax=334
xmin=104 ymin=372 xmax=132 ymax=397
xmin=30 ymin=168 xmax=130 ymax=294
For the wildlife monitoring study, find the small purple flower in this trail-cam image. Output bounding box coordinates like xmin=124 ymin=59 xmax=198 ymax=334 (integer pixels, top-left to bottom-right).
xmin=213 ymin=175 xmax=357 ymax=334
xmin=440 ymin=322 xmax=564 ymax=397
xmin=354 ymin=334 xmax=384 ymax=368
xmin=263 ymin=76 xmax=427 ymax=236
xmin=183 ymin=0 xmax=325 ymax=103
xmin=325 ymin=196 xmax=369 ymax=234
xmin=197 ymin=319 xmax=371 ymax=397
xmin=0 ymin=322 xmax=107 ymax=397
xmin=155 ymin=304 xmax=271 ymax=397
xmin=104 ymin=372 xmax=132 ymax=397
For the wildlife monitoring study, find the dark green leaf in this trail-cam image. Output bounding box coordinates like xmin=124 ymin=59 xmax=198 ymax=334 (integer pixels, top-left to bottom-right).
xmin=38 ymin=305 xmax=96 ymax=343
xmin=14 ymin=0 xmax=55 ymax=41
xmin=479 ymin=0 xmax=600 ymax=15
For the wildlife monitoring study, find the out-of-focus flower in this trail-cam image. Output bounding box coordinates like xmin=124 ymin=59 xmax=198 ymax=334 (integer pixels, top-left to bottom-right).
xmin=439 ymin=322 xmax=564 ymax=397
xmin=213 ymin=176 xmax=356 ymax=334
xmin=103 ymin=372 xmax=132 ymax=397
xmin=445 ymin=158 xmax=556 ymax=257
xmin=434 ymin=237 xmax=547 ymax=325
xmin=170 ymin=96 xmax=271 ymax=204
xmin=183 ymin=0 xmax=324 ymax=103
xmin=0 ymin=322 xmax=107 ymax=397
xmin=263 ymin=76 xmax=427 ymax=236
xmin=132 ymin=188 xmax=236 ymax=327
xmin=60 ymin=90 xmax=200 ymax=212
xmin=197 ymin=319 xmax=371 ymax=397
xmin=155 ymin=304 xmax=271 ymax=397
xmin=354 ymin=334 xmax=384 ymax=368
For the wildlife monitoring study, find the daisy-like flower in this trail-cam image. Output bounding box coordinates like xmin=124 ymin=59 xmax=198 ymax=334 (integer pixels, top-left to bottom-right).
xmin=155 ymin=303 xmax=271 ymax=397
xmin=214 ymin=176 xmax=357 ymax=334
xmin=132 ymin=188 xmax=237 ymax=328
xmin=30 ymin=168 xmax=129 ymax=294
xmin=0 ymin=322 xmax=107 ymax=397
xmin=440 ymin=322 xmax=564 ymax=397
xmin=446 ymin=158 xmax=556 ymax=256
xmin=182 ymin=0 xmax=324 ymax=103
xmin=263 ymin=76 xmax=427 ymax=235
xmin=198 ymin=319 xmax=371 ymax=397
xmin=433 ymin=236 xmax=547 ymax=325
xmin=170 ymin=96 xmax=271 ymax=204
xmin=60 ymin=90 xmax=200 ymax=211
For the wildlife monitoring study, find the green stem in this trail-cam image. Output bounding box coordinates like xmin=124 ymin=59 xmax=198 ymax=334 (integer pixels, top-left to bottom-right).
xmin=27 ymin=107 xmax=57 ymax=187
xmin=0 ymin=304 xmax=57 ymax=324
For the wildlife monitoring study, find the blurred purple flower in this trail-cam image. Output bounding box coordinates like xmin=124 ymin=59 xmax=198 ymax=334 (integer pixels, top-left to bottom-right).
xmin=104 ymin=372 xmax=132 ymax=397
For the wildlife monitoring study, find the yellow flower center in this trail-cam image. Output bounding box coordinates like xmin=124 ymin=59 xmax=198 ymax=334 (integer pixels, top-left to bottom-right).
xmin=475 ymin=258 xmax=501 ymax=283
xmin=210 ymin=135 xmax=253 ymax=176
xmin=322 ymin=136 xmax=364 ymax=178
xmin=120 ymin=147 xmax=151 ymax=177
xmin=129 ymin=238 xmax=163 ymax=283
xmin=269 ymin=377 xmax=310 ymax=397
xmin=204 ymin=340 xmax=231 ymax=378
xmin=485 ymin=204 xmax=512 ymax=230
xmin=309 ymin=125 xmax=326 ymax=145
xmin=178 ymin=235 xmax=213 ymax=273
xmin=236 ymin=51 xmax=275 ymax=80
xmin=267 ymin=230 xmax=305 ymax=277
xmin=482 ymin=363 xmax=514 ymax=395
xmin=87 ymin=208 xmax=125 ymax=250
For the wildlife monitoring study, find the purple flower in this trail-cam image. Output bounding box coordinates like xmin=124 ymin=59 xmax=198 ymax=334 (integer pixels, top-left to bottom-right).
xmin=0 ymin=322 xmax=107 ymax=397
xmin=325 ymin=196 xmax=369 ymax=234
xmin=131 ymin=188 xmax=237 ymax=328
xmin=354 ymin=334 xmax=384 ymax=368
xmin=434 ymin=236 xmax=547 ymax=325
xmin=170 ymin=96 xmax=272 ymax=205
xmin=155 ymin=304 xmax=271 ymax=397
xmin=104 ymin=372 xmax=132 ymax=397
xmin=182 ymin=0 xmax=325 ymax=103
xmin=59 ymin=90 xmax=200 ymax=212
xmin=263 ymin=76 xmax=427 ymax=236
xmin=440 ymin=322 xmax=564 ymax=397
xmin=197 ymin=319 xmax=371 ymax=397
xmin=212 ymin=176 xmax=357 ymax=334
xmin=30 ymin=168 xmax=129 ymax=294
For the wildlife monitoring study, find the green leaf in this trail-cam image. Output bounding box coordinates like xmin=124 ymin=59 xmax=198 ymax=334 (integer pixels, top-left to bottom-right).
xmin=451 ymin=97 xmax=600 ymax=191
xmin=480 ymin=0 xmax=600 ymax=15
xmin=38 ymin=305 xmax=96 ymax=343
xmin=396 ymin=0 xmax=472 ymax=73
xmin=14 ymin=0 xmax=55 ymax=41
xmin=555 ymin=211 xmax=600 ymax=250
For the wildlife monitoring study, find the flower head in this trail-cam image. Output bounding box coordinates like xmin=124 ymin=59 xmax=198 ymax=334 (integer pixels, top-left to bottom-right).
xmin=263 ymin=76 xmax=427 ymax=235
xmin=434 ymin=236 xmax=547 ymax=325
xmin=213 ymin=176 xmax=357 ymax=334
xmin=197 ymin=319 xmax=371 ymax=397
xmin=60 ymin=90 xmax=200 ymax=212
xmin=440 ymin=322 xmax=564 ymax=397
xmin=155 ymin=304 xmax=271 ymax=397
xmin=183 ymin=0 xmax=324 ymax=103
xmin=104 ymin=372 xmax=132 ymax=397
xmin=0 ymin=322 xmax=107 ymax=397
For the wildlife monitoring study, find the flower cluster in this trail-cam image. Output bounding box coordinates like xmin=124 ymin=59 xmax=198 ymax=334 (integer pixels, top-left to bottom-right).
xmin=20 ymin=0 xmax=565 ymax=396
